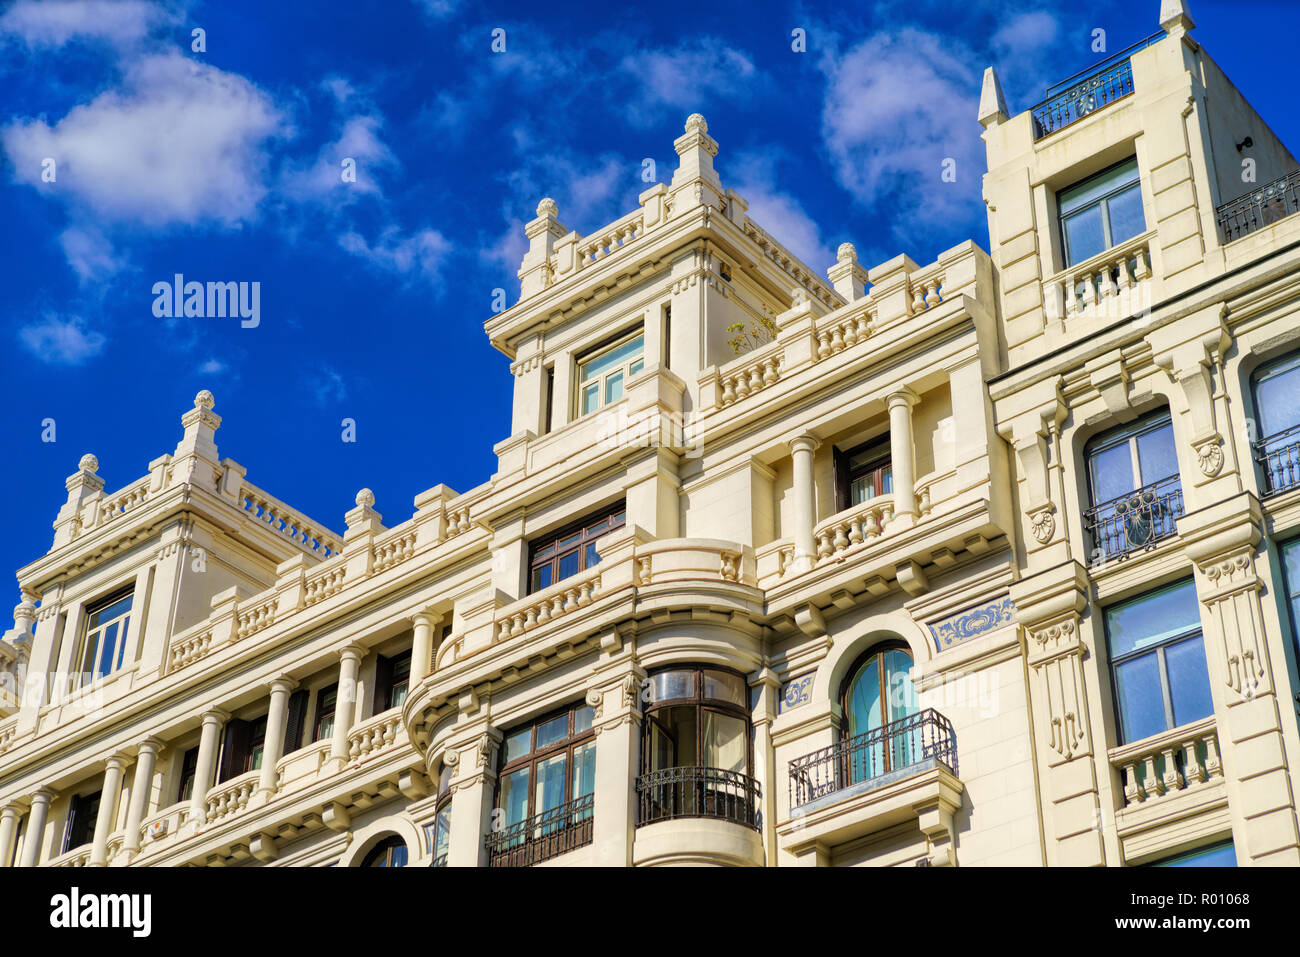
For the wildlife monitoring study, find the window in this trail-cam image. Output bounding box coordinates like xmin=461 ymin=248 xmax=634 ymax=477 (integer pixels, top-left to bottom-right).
xmin=490 ymin=701 xmax=596 ymax=866
xmin=577 ymin=332 xmax=644 ymax=415
xmin=360 ymin=834 xmax=408 ymax=867
xmin=1085 ymin=412 xmax=1183 ymax=561
xmin=1282 ymin=539 xmax=1300 ymax=652
xmin=75 ymin=588 xmax=133 ymax=687
xmin=375 ymin=650 xmax=412 ymax=713
xmin=283 ymin=689 xmax=309 ymax=755
xmin=1150 ymin=840 xmax=1235 ymax=867
xmin=218 ymin=715 xmax=267 ymax=782
xmin=1105 ymin=580 xmax=1213 ymax=745
xmin=176 ymin=746 xmax=199 ymax=804
xmin=62 ymin=791 xmax=100 ymax=854
xmin=834 ymin=438 xmax=893 ymax=511
xmin=840 ymin=644 xmax=920 ymax=780
xmin=1059 ymin=157 xmax=1146 ymax=267
xmin=313 ymin=685 xmax=338 ymax=742
xmin=427 ymin=763 xmax=453 ymax=867
xmin=527 ymin=503 xmax=625 ymax=593
xmin=1251 ymin=354 xmax=1300 ymax=495
xmin=638 ymin=666 xmax=758 ymax=829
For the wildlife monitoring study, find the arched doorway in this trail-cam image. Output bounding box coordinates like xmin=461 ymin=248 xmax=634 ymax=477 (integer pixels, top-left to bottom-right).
xmin=360 ymin=834 xmax=408 ymax=867
xmin=839 ymin=642 xmax=918 ymax=782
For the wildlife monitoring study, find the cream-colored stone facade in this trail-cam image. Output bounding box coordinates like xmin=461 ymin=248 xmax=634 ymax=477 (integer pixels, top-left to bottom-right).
xmin=1 ymin=0 xmax=1298 ymax=867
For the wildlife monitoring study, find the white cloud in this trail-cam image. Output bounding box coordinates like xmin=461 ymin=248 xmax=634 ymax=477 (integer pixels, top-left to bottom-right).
xmin=820 ymin=29 xmax=983 ymax=244
xmin=19 ymin=314 xmax=106 ymax=365
xmin=3 ymin=52 xmax=284 ymax=229
xmin=311 ymin=364 xmax=348 ymax=406
xmin=197 ymin=358 xmax=226 ymax=375
xmin=339 ymin=227 xmax=452 ymax=290
xmin=282 ymin=114 xmax=395 ymax=203
xmin=414 ymin=0 xmax=460 ymax=20
xmin=0 ymin=0 xmax=175 ymax=50
xmin=59 ymin=225 xmax=126 ymax=282
xmin=729 ymin=150 xmax=834 ymax=272
xmin=620 ymin=39 xmax=759 ymax=123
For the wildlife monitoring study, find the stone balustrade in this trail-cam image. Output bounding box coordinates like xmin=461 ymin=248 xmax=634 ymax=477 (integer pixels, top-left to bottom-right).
xmin=238 ymin=481 xmax=343 ymax=557
xmin=1111 ymin=717 xmax=1222 ymax=807
xmin=50 ymin=845 xmax=92 ymax=867
xmin=813 ymin=310 xmax=874 ymax=362
xmin=372 ymin=529 xmax=417 ymax=574
xmin=907 ymin=264 xmax=946 ymax=314
xmin=236 ymin=597 xmax=277 ymax=641
xmin=574 ymin=210 xmax=645 ymax=268
xmin=303 ymin=566 xmax=345 ymax=606
xmin=495 ymin=568 xmax=602 ymax=641
xmin=348 ymin=710 xmax=406 ymax=763
xmin=168 ymin=630 xmax=214 ymax=670
xmin=718 ymin=350 xmax=781 ymax=406
xmin=89 ymin=476 xmax=151 ymax=531
xmin=1044 ymin=231 xmax=1153 ymax=327
xmin=814 ymin=494 xmax=897 ymax=562
xmin=204 ymin=770 xmax=264 ymax=823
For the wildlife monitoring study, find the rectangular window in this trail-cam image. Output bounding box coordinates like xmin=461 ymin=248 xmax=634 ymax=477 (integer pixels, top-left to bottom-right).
xmin=1105 ymin=580 xmax=1212 ymax=744
xmin=577 ymin=332 xmax=644 ymax=416
xmin=543 ymin=366 xmax=554 ymax=435
xmin=313 ymin=685 xmax=338 ymax=742
xmin=1150 ymin=840 xmax=1235 ymax=867
xmin=217 ymin=715 xmax=267 ymax=782
xmin=1085 ymin=412 xmax=1183 ymax=561
xmin=1059 ymin=157 xmax=1145 ymax=267
xmin=76 ymin=588 xmax=134 ymax=687
xmin=375 ymin=650 xmax=412 ymax=713
xmin=527 ymin=503 xmax=625 ymax=594
xmin=1252 ymin=354 xmax=1300 ymax=495
xmin=62 ymin=791 xmax=100 ymax=854
xmin=834 ymin=438 xmax=892 ymax=512
xmin=176 ymin=746 xmax=199 ymax=804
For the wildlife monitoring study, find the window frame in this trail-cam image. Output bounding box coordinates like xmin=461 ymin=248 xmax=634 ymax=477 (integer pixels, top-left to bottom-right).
xmin=1058 ymin=156 xmax=1145 ymax=268
xmin=175 ymin=746 xmax=200 ymax=804
xmin=834 ymin=437 xmax=893 ymax=512
xmin=575 ymin=329 xmax=645 ymax=417
xmin=1250 ymin=353 xmax=1300 ymax=495
xmin=526 ymin=502 xmax=626 ymax=594
xmin=360 ymin=834 xmax=409 ymax=867
xmin=313 ymin=684 xmax=338 ymax=743
xmin=74 ymin=586 xmax=135 ymax=688
xmin=1084 ymin=411 xmax=1178 ymax=507
xmin=1104 ymin=579 xmax=1211 ymax=745
xmin=639 ymin=664 xmax=753 ymax=777
xmin=62 ymin=790 xmax=101 ymax=854
xmin=493 ymin=700 xmax=597 ymax=827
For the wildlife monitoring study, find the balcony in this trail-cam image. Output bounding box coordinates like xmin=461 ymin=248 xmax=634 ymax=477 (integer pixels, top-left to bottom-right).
xmin=1029 ymin=35 xmax=1160 ymax=140
xmin=788 ymin=709 xmax=958 ymax=811
xmin=1254 ymin=424 xmax=1300 ymax=496
xmin=1083 ymin=474 xmax=1184 ymax=564
xmin=484 ymin=793 xmax=593 ymax=867
xmin=635 ymin=766 xmax=761 ymax=831
xmin=1216 ymin=169 xmax=1300 ymax=243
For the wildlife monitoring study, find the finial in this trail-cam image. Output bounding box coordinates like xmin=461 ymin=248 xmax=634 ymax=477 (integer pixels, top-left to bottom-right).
xmin=978 ymin=66 xmax=1009 ymax=129
xmin=194 ymin=389 xmax=215 ymax=411
xmin=685 ymin=113 xmax=708 ymax=134
xmin=536 ymin=197 xmax=558 ymax=218
xmin=1159 ymin=0 xmax=1195 ymax=35
xmin=355 ymin=488 xmax=375 ymax=508
xmin=78 ymin=453 xmax=99 ymax=473
xmin=837 ymin=243 xmax=858 ymax=264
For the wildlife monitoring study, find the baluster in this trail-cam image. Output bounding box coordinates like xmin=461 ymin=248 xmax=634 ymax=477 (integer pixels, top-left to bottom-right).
xmin=816 ymin=530 xmax=832 ymax=560
xmin=763 ymin=357 xmax=780 ymax=386
xmin=1134 ymin=251 xmax=1150 ymax=281
xmin=830 ymin=326 xmax=845 ymax=353
xmin=1183 ymin=740 xmax=1203 ymax=784
xmin=748 ymin=367 xmax=763 ymax=394
xmin=816 ymin=332 xmax=832 ymax=360
xmin=1162 ymin=747 xmax=1180 ymax=792
xmin=910 ymin=281 xmax=926 ymax=313
xmin=848 ymin=516 xmax=864 ymax=546
xmin=1203 ymin=733 xmax=1222 ymax=776
xmin=1144 ymin=754 xmax=1163 ymax=796
xmin=832 ymin=522 xmax=849 ymax=553
xmin=720 ymin=377 xmax=736 ymax=405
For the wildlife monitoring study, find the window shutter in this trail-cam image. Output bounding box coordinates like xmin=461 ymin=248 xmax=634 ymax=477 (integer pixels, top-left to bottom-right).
xmin=218 ymin=719 xmax=250 ymax=783
xmin=374 ymin=653 xmax=394 ymax=713
xmin=283 ymin=690 xmax=308 ymax=755
xmin=832 ymin=445 xmax=849 ymax=513
xmin=61 ymin=796 xmax=79 ymax=854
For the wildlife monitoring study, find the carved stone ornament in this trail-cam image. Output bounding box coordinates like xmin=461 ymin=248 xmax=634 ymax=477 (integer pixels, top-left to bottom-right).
xmin=1026 ymin=503 xmax=1056 ymax=544
xmin=1192 ymin=435 xmax=1224 ymax=477
xmin=476 ymin=733 xmax=493 ymax=768
xmin=442 ymin=748 xmax=459 ymax=767
xmin=585 ymin=687 xmax=603 ymax=716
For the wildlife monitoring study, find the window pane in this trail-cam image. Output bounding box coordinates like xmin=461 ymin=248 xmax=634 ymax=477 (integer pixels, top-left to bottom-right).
xmin=390 ymin=683 xmax=408 ymax=709
xmin=1165 ymin=636 xmax=1213 ymax=728
xmin=629 ymin=357 xmax=644 ymax=376
xmin=648 ymin=721 xmax=675 ymax=771
xmin=581 ymin=383 xmax=598 ymax=415
xmin=583 ymin=541 xmax=600 ymax=568
xmin=1059 ymin=159 xmax=1140 ymax=213
xmin=702 ymin=711 xmax=746 ymax=772
xmin=1135 ymin=422 xmax=1178 ymax=485
xmin=572 ymin=742 xmax=596 ymax=798
xmin=1285 ymin=540 xmax=1300 ymax=642
xmin=532 ymin=565 xmax=552 ymax=592
xmin=702 ymin=670 xmax=746 ymax=707
xmin=1105 ymin=183 xmax=1146 ymax=246
xmin=650 ymin=670 xmax=694 ymax=703
xmin=558 ymin=551 xmax=579 ymax=580
xmin=1090 ymin=440 xmax=1136 ymax=504
xmin=1114 ymin=653 xmax=1166 ymax=742
xmin=882 ymin=649 xmax=918 ymax=721
xmin=1155 ymin=841 xmax=1235 ymax=867
xmin=580 ymin=335 xmax=644 ymax=381
xmin=502 ymin=728 xmax=532 ymax=763
xmin=534 ymin=753 xmax=568 ymax=814
xmin=535 ymin=714 xmax=569 ymax=751
xmin=573 ymin=705 xmax=595 ymax=734
xmin=500 ymin=767 xmax=530 ymax=826
xmin=433 ymin=808 xmax=451 ymax=859
xmin=1063 ymin=204 xmax=1106 ymax=265
xmin=850 ymin=475 xmax=876 ymax=504
xmin=1256 ymin=361 xmax=1300 ymax=438
xmin=1106 ymin=580 xmax=1201 ymax=656
xmin=604 ymin=370 xmax=624 ymax=404
xmin=845 ymin=657 xmax=882 ymax=738
xmin=664 ymin=706 xmax=698 ymax=765
xmin=559 ymin=532 xmax=581 ymax=549
xmin=318 ymin=715 xmax=334 ymax=740
xmin=96 ymin=622 xmax=120 ymax=678
xmin=87 ymin=593 xmax=133 ymax=629
xmin=880 ymin=466 xmax=892 ymax=494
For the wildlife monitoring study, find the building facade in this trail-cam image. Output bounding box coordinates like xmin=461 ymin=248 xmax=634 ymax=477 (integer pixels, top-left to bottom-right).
xmin=0 ymin=0 xmax=1298 ymax=867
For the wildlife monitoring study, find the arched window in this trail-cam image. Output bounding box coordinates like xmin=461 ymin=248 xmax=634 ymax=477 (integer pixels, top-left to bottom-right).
xmin=1251 ymin=353 xmax=1300 ymax=496
xmin=360 ymin=834 xmax=408 ymax=867
xmin=838 ymin=643 xmax=918 ymax=782
xmin=427 ymin=763 xmax=452 ymax=867
xmin=1083 ymin=411 xmax=1183 ymax=561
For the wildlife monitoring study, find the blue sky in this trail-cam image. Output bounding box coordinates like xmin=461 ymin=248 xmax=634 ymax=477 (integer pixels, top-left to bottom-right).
xmin=2 ymin=0 xmax=1296 ymax=585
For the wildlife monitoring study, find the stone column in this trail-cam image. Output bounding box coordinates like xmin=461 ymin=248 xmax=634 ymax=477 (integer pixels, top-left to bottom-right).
xmin=327 ymin=646 xmax=364 ymax=771
xmin=590 ymin=673 xmax=643 ymax=867
xmin=750 ymin=668 xmax=781 ymax=866
xmin=257 ymin=679 xmax=296 ymax=800
xmin=411 ymin=612 xmax=440 ymax=682
xmin=887 ymin=389 xmax=918 ymax=524
xmin=89 ymin=755 xmax=126 ymax=866
xmin=19 ymin=787 xmax=55 ymax=867
xmin=446 ymin=731 xmax=500 ymax=867
xmin=122 ymin=738 xmax=162 ymax=858
xmin=0 ymin=804 xmax=19 ymax=867
xmin=789 ymin=434 xmax=820 ymax=572
xmin=189 ymin=708 xmax=228 ymax=823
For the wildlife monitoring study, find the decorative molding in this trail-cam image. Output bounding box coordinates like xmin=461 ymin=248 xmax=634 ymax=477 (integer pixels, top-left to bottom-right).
xmin=1026 ymin=503 xmax=1056 ymax=545
xmin=778 ymin=673 xmax=814 ymax=713
xmin=929 ymin=596 xmax=1017 ymax=651
xmin=1192 ymin=434 xmax=1224 ymax=477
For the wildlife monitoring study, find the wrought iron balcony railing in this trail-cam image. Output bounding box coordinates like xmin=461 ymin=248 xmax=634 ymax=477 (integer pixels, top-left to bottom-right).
xmin=1084 ymin=474 xmax=1184 ymax=563
xmin=429 ymin=852 xmax=447 ymax=868
xmin=788 ymin=708 xmax=958 ymax=810
xmin=484 ymin=793 xmax=593 ymax=867
xmin=1255 ymin=425 xmax=1300 ymax=497
xmin=635 ymin=765 xmax=761 ymax=831
xmin=1029 ymin=35 xmax=1159 ymax=140
xmin=1217 ymin=169 xmax=1300 ymax=243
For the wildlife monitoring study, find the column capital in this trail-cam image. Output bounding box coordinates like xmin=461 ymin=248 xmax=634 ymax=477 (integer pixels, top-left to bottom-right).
xmin=104 ymin=754 xmax=129 ymax=773
xmin=137 ymin=736 xmax=166 ymax=757
xmin=201 ymin=707 xmax=230 ymax=726
xmin=788 ymin=433 xmax=821 ymax=454
xmin=411 ymin=610 xmax=442 ymax=630
xmin=269 ymin=677 xmax=299 ymax=695
xmin=29 ymin=786 xmax=55 ymax=805
xmin=0 ymin=804 xmax=19 ymax=820
xmin=886 ymin=386 xmax=919 ymax=410
xmin=339 ymin=643 xmax=366 ymax=665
